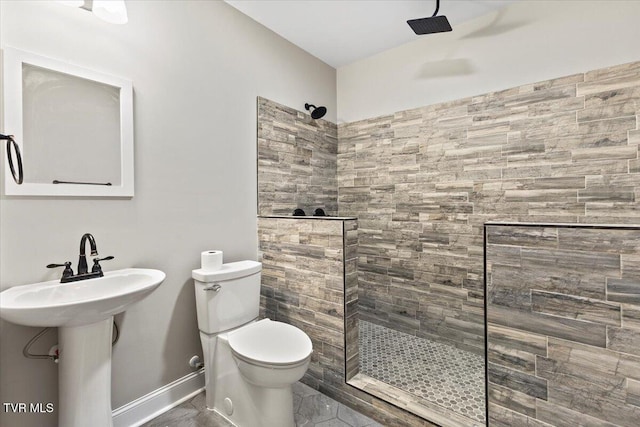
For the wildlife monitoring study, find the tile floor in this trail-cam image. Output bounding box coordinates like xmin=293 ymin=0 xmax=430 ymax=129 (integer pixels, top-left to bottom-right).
xmin=142 ymin=381 xmax=382 ymax=427
xmin=359 ymin=320 xmax=486 ymax=424
xmin=143 ymin=321 xmax=486 ymax=426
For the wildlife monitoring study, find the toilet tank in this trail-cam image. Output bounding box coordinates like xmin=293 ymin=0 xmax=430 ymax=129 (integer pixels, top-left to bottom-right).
xmin=193 ymin=260 xmax=262 ymax=334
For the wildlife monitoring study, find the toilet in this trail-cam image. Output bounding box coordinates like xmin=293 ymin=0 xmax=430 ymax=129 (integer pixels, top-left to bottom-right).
xmin=193 ymin=260 xmax=313 ymax=427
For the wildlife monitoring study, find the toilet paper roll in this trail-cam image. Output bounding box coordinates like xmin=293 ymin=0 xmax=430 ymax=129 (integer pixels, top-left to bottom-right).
xmin=201 ymin=250 xmax=223 ymax=271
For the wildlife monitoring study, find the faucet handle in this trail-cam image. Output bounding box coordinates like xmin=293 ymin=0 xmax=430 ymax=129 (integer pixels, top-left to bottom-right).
xmin=91 ymin=256 xmax=114 ymax=274
xmin=47 ymin=262 xmax=74 ymax=278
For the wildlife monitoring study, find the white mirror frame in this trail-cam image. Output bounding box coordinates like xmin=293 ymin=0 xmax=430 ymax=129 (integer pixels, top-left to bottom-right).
xmin=2 ymin=46 xmax=134 ymax=197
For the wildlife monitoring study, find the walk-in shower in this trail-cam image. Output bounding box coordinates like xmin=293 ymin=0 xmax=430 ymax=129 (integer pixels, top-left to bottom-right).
xmin=257 ymin=59 xmax=640 ymax=425
xmin=338 ymin=56 xmax=640 ymax=427
xmin=257 ymin=96 xmax=486 ymax=426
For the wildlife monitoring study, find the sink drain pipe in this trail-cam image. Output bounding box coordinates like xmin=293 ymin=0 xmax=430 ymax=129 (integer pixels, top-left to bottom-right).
xmin=23 ymin=321 xmax=120 ymax=362
xmin=23 ymin=328 xmax=57 ymax=361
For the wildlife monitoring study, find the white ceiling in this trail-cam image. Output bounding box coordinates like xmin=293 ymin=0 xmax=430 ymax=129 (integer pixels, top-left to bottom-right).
xmin=225 ymin=0 xmax=516 ymax=68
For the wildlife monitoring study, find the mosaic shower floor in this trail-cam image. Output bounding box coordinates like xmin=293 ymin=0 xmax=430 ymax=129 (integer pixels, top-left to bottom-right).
xmin=359 ymin=320 xmax=486 ymax=424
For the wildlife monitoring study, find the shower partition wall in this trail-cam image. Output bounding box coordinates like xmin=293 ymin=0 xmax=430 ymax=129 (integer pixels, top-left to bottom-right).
xmin=257 ymin=96 xmax=338 ymax=217
xmin=485 ymin=223 xmax=640 ymax=426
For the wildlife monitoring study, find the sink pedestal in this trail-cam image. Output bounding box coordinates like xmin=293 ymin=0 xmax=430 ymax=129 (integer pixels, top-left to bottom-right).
xmin=0 ymin=268 xmax=166 ymax=426
xmin=59 ymin=317 xmax=114 ymax=427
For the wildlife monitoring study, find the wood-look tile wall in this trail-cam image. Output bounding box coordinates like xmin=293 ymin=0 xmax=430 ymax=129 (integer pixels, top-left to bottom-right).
xmin=344 ymin=219 xmax=360 ymax=381
xmin=486 ymin=224 xmax=640 ymax=427
xmin=257 ymin=97 xmax=338 ymax=216
xmin=337 ymin=61 xmax=640 ymax=356
xmin=258 ymin=217 xmax=353 ymax=382
xmin=258 ymin=217 xmax=436 ymax=426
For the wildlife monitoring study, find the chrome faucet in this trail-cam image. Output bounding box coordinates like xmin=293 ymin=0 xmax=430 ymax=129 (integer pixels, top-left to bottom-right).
xmin=78 ymin=233 xmax=98 ymax=274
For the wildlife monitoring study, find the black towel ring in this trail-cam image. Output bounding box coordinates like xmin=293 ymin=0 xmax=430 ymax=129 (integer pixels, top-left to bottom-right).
xmin=1 ymin=133 xmax=24 ymax=185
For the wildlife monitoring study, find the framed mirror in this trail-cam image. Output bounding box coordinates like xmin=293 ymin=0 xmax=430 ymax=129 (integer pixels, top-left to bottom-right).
xmin=2 ymin=46 xmax=134 ymax=197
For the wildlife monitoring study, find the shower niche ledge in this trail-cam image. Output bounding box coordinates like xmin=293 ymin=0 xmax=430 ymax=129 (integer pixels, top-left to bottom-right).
xmin=259 ymin=215 xmax=357 ymax=220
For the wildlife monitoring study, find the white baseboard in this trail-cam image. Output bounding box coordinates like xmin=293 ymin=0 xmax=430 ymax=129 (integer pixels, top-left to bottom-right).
xmin=112 ymin=369 xmax=205 ymax=427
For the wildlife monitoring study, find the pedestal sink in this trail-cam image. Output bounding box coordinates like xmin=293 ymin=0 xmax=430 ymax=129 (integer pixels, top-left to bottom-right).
xmin=0 ymin=268 xmax=165 ymax=427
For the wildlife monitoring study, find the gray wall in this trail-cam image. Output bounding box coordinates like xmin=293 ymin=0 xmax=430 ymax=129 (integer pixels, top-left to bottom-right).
xmin=337 ymin=1 xmax=640 ymax=123
xmin=0 ymin=1 xmax=335 ymax=426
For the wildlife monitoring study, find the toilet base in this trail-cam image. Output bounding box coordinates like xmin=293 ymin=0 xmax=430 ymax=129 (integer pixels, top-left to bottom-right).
xmin=199 ymin=329 xmax=297 ymax=427
xmin=208 ymin=385 xmax=295 ymax=427
xmin=246 ymin=384 xmax=295 ymax=427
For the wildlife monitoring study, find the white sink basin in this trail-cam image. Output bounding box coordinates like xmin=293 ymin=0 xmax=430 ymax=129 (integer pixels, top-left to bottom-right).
xmin=0 ymin=268 xmax=165 ymax=327
xmin=0 ymin=267 xmax=165 ymax=427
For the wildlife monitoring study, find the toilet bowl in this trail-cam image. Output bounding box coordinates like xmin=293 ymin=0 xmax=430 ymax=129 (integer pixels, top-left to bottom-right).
xmin=229 ymin=318 xmax=312 ymax=388
xmin=193 ymin=260 xmax=313 ymax=427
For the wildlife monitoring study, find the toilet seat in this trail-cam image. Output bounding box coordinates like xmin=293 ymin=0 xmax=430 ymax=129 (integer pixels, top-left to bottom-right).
xmin=228 ymin=319 xmax=312 ymax=367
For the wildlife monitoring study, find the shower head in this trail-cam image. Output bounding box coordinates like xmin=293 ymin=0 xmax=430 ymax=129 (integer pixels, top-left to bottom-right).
xmin=408 ymin=0 xmax=452 ymax=35
xmin=408 ymin=15 xmax=452 ymax=35
xmin=305 ymin=103 xmax=327 ymax=120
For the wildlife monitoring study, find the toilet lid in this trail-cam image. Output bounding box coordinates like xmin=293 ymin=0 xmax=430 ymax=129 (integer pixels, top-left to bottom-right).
xmin=228 ymin=320 xmax=312 ymax=366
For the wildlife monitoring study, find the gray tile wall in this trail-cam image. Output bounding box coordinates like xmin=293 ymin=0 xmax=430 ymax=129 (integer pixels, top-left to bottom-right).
xmin=486 ymin=224 xmax=640 ymax=427
xmin=258 ymin=217 xmax=352 ymax=385
xmin=337 ymin=61 xmax=640 ymax=356
xmin=344 ymin=219 xmax=360 ymax=381
xmin=257 ymin=97 xmax=338 ymax=216
xmin=258 ymin=217 xmax=437 ymax=426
